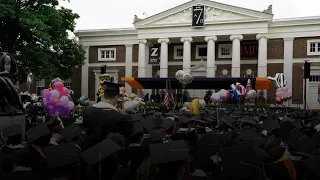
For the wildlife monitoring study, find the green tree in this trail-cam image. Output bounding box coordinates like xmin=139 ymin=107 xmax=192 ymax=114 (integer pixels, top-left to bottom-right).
xmin=0 ymin=0 xmax=85 ymax=82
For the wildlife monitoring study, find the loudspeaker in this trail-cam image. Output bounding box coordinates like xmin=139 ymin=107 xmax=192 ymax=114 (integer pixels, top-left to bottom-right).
xmin=100 ymin=65 xmax=106 ymax=74
xmin=304 ymin=61 xmax=310 ymax=79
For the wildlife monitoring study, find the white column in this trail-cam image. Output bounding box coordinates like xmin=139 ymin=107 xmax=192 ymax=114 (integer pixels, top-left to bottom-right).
xmin=158 ymin=38 xmax=170 ymax=78
xmin=145 ymin=43 xmax=153 ymax=95
xmin=94 ymin=72 xmax=100 ymax=102
xmin=138 ymin=39 xmax=147 ymax=78
xmin=256 ymin=34 xmax=268 ymax=99
xmin=125 ymin=44 xmax=133 ymax=95
xmin=180 ymin=37 xmax=193 ymax=73
xmin=81 ymin=46 xmax=89 ymax=96
xmin=230 ymin=35 xmax=243 ymax=77
xmin=205 ymin=36 xmax=217 ymax=77
xmin=145 ymin=42 xmax=153 ymax=78
xmin=283 ymin=37 xmax=294 ymax=92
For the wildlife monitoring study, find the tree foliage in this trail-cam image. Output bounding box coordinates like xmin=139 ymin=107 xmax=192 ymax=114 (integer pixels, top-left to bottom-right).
xmin=0 ymin=0 xmax=85 ymax=82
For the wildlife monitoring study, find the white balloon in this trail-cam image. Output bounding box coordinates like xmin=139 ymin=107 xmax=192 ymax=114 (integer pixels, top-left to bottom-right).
xmin=199 ymin=100 xmax=206 ymax=109
xmin=124 ymin=101 xmax=140 ymax=112
xmin=175 ymin=70 xmax=184 ymax=80
xmin=182 ymin=73 xmax=193 ymax=84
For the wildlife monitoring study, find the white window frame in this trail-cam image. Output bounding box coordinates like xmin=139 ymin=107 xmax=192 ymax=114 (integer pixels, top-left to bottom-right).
xmin=196 ymin=45 xmax=207 ymax=59
xmin=36 ymin=79 xmax=45 ymax=95
xmin=64 ymin=78 xmax=72 ymax=89
xmin=98 ymin=48 xmax=116 ymax=61
xmin=218 ymin=44 xmax=232 ymax=59
xmin=307 ymin=39 xmax=320 ymax=56
xmin=174 ymin=46 xmax=183 ymax=59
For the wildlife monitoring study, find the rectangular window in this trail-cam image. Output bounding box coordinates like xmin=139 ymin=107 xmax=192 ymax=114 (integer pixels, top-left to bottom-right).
xmin=36 ymin=79 xmax=45 ymax=96
xmin=196 ymin=45 xmax=207 ymax=59
xmin=307 ymin=40 xmax=320 ymax=56
xmin=309 ymin=76 xmax=320 ymax=82
xmin=174 ymin=46 xmax=183 ymax=59
xmin=64 ymin=78 xmax=72 ymax=90
xmin=218 ymin=44 xmax=232 ymax=58
xmin=220 ymin=75 xmax=231 ymax=78
xmin=98 ymin=48 xmax=116 ymax=61
xmin=244 ymin=75 xmax=255 ymax=78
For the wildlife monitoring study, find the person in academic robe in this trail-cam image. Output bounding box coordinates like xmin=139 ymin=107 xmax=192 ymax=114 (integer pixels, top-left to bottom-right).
xmin=82 ymin=82 xmax=134 ymax=148
xmin=21 ymin=123 xmax=52 ymax=178
xmin=126 ymin=123 xmax=150 ymax=172
xmin=0 ymin=152 xmax=43 ymax=180
xmin=1 ymin=124 xmax=25 ymax=173
xmin=150 ymin=91 xmax=156 ymax=102
xmin=155 ymin=93 xmax=161 ymax=103
xmin=144 ymin=93 xmax=149 ymax=102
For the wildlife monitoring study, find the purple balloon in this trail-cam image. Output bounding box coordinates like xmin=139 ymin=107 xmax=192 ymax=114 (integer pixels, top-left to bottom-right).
xmin=47 ymin=105 xmax=55 ymax=115
xmin=52 ymin=83 xmax=56 ymax=90
xmin=42 ymin=100 xmax=48 ymax=108
xmin=55 ymin=103 xmax=65 ymax=114
xmin=45 ymin=91 xmax=52 ymax=100
xmin=67 ymin=94 xmax=71 ymax=100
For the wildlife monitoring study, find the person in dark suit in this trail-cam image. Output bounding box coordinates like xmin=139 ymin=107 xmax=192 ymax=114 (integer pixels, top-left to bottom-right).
xmin=82 ymin=82 xmax=134 ymax=149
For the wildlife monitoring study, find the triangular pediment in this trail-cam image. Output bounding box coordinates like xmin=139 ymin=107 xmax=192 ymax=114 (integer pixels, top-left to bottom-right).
xmin=134 ymin=0 xmax=273 ymax=27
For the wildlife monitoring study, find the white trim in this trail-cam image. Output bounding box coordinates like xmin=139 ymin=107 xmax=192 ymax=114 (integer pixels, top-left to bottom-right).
xmin=218 ymin=44 xmax=232 ymax=59
xmin=174 ymin=45 xmax=183 ymax=59
xmin=98 ymin=48 xmax=116 ymax=61
xmin=93 ymin=69 xmax=119 ymax=73
xmin=89 ymin=62 xmax=138 ymax=67
xmin=196 ymin=45 xmax=207 ymax=59
xmin=307 ymin=39 xmax=320 ymax=56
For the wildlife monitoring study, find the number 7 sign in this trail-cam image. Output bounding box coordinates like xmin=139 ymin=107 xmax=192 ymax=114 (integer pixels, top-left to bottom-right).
xmin=192 ymin=6 xmax=205 ymax=27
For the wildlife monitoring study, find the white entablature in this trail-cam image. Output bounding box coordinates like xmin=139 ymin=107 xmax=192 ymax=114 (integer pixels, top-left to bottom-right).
xmin=134 ymin=0 xmax=273 ymax=28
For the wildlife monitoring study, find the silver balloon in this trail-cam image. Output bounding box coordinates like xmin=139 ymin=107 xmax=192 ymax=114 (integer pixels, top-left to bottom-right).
xmin=182 ymin=73 xmax=194 ymax=84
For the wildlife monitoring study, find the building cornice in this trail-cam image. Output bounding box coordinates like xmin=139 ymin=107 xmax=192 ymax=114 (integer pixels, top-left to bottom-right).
xmin=75 ymin=28 xmax=137 ymax=37
xmin=270 ymin=16 xmax=320 ymax=27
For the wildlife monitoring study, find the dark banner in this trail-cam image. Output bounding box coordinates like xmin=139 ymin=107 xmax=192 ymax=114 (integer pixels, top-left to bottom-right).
xmin=149 ymin=45 xmax=160 ymax=64
xmin=192 ymin=6 xmax=205 ymax=27
xmin=240 ymin=41 xmax=258 ymax=58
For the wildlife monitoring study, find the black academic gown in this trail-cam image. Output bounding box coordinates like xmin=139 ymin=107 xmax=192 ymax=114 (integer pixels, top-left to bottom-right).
xmin=82 ymin=102 xmax=134 ymax=148
xmin=126 ymin=144 xmax=150 ymax=172
xmin=21 ymin=145 xmax=48 ymax=177
xmin=0 ymin=144 xmax=25 ymax=173
xmin=0 ymin=168 xmax=43 ymax=180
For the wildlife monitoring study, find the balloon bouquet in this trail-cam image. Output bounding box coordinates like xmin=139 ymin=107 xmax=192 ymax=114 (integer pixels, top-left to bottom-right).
xmin=175 ymin=70 xmax=194 ymax=87
xmin=268 ymin=73 xmax=292 ymax=105
xmin=41 ymin=81 xmax=75 ymax=117
xmin=245 ymin=79 xmax=257 ymax=101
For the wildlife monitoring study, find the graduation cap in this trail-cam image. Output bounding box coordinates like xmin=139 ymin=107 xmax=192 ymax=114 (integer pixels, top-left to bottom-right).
xmin=178 ymin=115 xmax=192 ymax=124
xmin=26 ymin=123 xmax=50 ymax=143
xmin=220 ymin=116 xmax=235 ymax=127
xmin=131 ymin=123 xmax=144 ymax=136
xmin=44 ymin=142 xmax=80 ymax=169
xmin=160 ymin=118 xmax=175 ymax=132
xmin=60 ymin=123 xmax=82 ymax=142
xmin=129 ymin=113 xmax=144 ymax=122
xmin=2 ymin=124 xmax=22 ymax=137
xmin=80 ymin=139 xmax=121 ymax=166
xmin=301 ymin=156 xmax=320 ymax=178
xmin=149 ymin=140 xmax=189 ymax=164
xmin=104 ymin=82 xmax=123 ymax=92
xmin=286 ymin=129 xmax=314 ymax=152
xmin=149 ymin=130 xmax=166 ymax=143
xmin=261 ymin=119 xmax=279 ymax=133
xmin=239 ymin=127 xmax=260 ymax=142
xmin=190 ymin=169 xmax=214 ymax=180
xmin=196 ymin=132 xmax=220 ymax=161
xmin=265 ymin=161 xmax=293 ymax=180
xmin=240 ymin=116 xmax=257 ymax=126
xmin=140 ymin=120 xmax=156 ymax=132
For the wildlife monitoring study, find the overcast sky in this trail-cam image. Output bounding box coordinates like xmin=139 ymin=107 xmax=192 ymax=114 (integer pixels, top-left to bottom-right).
xmin=59 ymin=0 xmax=320 ymax=31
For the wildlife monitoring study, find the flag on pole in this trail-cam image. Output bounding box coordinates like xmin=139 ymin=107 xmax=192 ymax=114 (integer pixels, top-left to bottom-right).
xmin=164 ymin=80 xmax=174 ymax=108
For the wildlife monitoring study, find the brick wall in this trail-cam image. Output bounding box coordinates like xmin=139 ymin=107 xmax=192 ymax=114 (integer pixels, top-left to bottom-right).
xmin=293 ymin=37 xmax=320 ymax=58
xmin=89 ymin=45 xmax=125 ymax=63
xmin=292 ymin=63 xmax=304 ymax=104
xmin=267 ymin=39 xmax=284 ymax=59
xmin=132 ymin=45 xmax=139 ymax=62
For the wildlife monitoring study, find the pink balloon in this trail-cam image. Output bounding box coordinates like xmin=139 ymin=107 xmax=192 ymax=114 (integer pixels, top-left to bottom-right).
xmin=50 ymin=98 xmax=60 ymax=106
xmin=282 ymin=87 xmax=289 ymax=92
xmin=275 ymin=91 xmax=282 ymax=97
xmin=276 ymin=97 xmax=281 ymax=102
xmin=41 ymin=89 xmax=49 ymax=97
xmin=54 ymin=81 xmax=64 ymax=91
xmin=51 ymin=90 xmax=60 ymax=99
xmin=60 ymin=87 xmax=69 ymax=96
xmin=60 ymin=96 xmax=69 ymax=105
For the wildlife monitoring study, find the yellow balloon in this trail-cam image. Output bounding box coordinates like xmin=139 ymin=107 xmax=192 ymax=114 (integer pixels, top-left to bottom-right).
xmin=190 ymin=99 xmax=200 ymax=115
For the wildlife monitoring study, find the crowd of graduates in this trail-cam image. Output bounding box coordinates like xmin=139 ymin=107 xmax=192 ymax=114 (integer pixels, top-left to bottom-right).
xmin=0 ymin=81 xmax=320 ymax=180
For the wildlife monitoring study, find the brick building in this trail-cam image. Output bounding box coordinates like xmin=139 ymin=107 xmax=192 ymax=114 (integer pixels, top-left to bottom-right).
xmin=74 ymin=0 xmax=320 ymax=108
